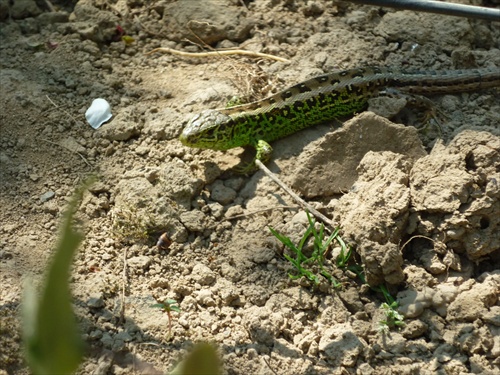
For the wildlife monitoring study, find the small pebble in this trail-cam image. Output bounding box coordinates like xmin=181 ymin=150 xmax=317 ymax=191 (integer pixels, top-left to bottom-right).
xmin=40 ymin=190 xmax=55 ymax=202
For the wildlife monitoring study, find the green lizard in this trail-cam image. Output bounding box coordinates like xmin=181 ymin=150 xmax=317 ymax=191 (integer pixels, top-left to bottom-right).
xmin=180 ymin=66 xmax=500 ymax=173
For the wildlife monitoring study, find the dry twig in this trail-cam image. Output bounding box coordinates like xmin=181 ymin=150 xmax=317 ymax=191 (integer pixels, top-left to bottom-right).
xmin=226 ymin=205 xmax=299 ymax=220
xmin=39 ymin=138 xmax=92 ymax=169
xmin=145 ymin=47 xmax=290 ymax=63
xmin=255 ymin=160 xmax=335 ymax=229
xmin=120 ymin=247 xmax=128 ymax=323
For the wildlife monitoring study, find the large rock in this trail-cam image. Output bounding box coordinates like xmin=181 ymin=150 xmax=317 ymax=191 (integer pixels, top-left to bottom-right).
xmin=289 ymin=112 xmax=426 ymax=197
xmin=332 ymin=151 xmax=412 ymax=285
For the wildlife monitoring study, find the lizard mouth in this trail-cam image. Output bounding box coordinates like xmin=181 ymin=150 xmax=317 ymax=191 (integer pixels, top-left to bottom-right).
xmin=178 ymin=130 xmax=191 ymax=145
xmin=179 ymin=129 xmax=215 ymax=149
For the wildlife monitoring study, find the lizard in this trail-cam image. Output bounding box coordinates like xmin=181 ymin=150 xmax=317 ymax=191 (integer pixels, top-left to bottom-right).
xmin=179 ymin=66 xmax=500 ymax=173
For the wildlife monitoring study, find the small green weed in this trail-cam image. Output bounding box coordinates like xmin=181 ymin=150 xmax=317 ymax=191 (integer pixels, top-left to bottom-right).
xmin=151 ymin=299 xmax=181 ymax=336
xmin=375 ymin=284 xmax=404 ymax=332
xmin=270 ymin=211 xmax=404 ymax=331
xmin=226 ymin=96 xmax=244 ymax=108
xmin=269 ymin=212 xmax=350 ymax=288
xmin=112 ymin=206 xmax=160 ymax=244
xmin=378 ymin=302 xmax=405 ymax=333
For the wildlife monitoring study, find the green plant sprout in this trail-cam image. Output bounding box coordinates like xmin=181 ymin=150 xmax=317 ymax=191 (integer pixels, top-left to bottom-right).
xmin=270 ymin=211 xmax=404 ymax=331
xmin=333 ymin=234 xmax=351 ymax=268
xmin=226 ymin=96 xmax=244 ymax=108
xmin=151 ymin=299 xmax=181 ymax=336
xmin=269 ymin=211 xmax=348 ymax=288
xmin=112 ymin=206 xmax=161 ymax=244
xmin=374 ymin=284 xmax=404 ymax=332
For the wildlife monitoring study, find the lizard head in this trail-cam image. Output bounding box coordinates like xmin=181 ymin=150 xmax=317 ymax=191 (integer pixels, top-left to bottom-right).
xmin=180 ymin=110 xmax=237 ymax=151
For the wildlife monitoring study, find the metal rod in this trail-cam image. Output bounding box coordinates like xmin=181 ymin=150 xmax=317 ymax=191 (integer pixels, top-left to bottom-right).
xmin=348 ymin=0 xmax=500 ymax=21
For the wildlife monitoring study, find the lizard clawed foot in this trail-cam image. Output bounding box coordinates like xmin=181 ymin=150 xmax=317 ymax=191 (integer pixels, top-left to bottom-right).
xmin=231 ymin=139 xmax=273 ymax=175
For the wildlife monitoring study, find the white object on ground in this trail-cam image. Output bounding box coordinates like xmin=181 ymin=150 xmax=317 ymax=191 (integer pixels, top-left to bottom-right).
xmin=85 ymin=98 xmax=112 ymax=129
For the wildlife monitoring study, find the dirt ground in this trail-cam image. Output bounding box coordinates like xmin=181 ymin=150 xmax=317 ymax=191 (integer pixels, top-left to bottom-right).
xmin=1 ymin=0 xmax=499 ymax=374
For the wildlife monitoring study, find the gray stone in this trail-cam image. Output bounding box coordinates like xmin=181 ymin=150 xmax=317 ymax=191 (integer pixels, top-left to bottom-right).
xmin=180 ymin=210 xmax=209 ymax=232
xmin=40 ymin=191 xmax=55 ymax=202
xmin=37 ymin=11 xmax=69 ymax=25
xmin=210 ymin=180 xmax=237 ymax=205
xmin=10 ymin=0 xmax=41 ymax=19
xmin=87 ymin=296 xmax=105 ymax=308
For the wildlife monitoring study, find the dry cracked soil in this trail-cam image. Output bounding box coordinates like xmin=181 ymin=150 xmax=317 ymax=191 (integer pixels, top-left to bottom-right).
xmin=1 ymin=0 xmax=499 ymax=374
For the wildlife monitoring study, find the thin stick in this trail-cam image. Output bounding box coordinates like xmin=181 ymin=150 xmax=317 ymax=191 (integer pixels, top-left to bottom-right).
xmin=145 ymin=47 xmax=290 ymax=63
xmin=45 ymin=95 xmax=81 ymax=126
xmin=349 ymin=0 xmax=500 ymax=22
xmin=44 ymin=0 xmax=56 ymax=12
xmin=120 ymin=247 xmax=128 ymax=323
xmin=39 ymin=138 xmax=92 ymax=169
xmin=255 ymin=160 xmax=336 ymax=228
xmin=262 ymin=356 xmax=278 ymax=375
xmin=399 ymin=234 xmax=435 ymax=253
xmin=226 ymin=205 xmax=299 ymax=220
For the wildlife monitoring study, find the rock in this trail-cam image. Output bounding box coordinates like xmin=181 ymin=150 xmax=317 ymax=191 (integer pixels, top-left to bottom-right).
xmin=10 ymin=0 xmax=41 ymax=19
xmin=112 ymin=174 xmax=188 ymax=243
xmin=402 ymin=320 xmax=428 ymax=339
xmin=290 ymin=112 xmax=426 ymax=196
xmin=87 ymin=296 xmax=105 ymax=308
xmin=37 ymin=11 xmax=69 ymax=25
xmin=318 ymin=323 xmax=365 ymax=367
xmin=100 ymin=332 xmax=114 ymax=349
xmin=59 ymin=136 xmax=87 ymax=155
xmin=195 ymin=289 xmax=216 ymax=306
xmin=409 ymin=131 xmax=500 ymax=260
xmin=457 ymin=324 xmax=494 ymax=356
xmin=375 ymin=11 xmax=472 ymax=47
xmin=163 ymin=0 xmax=256 ymax=44
xmin=332 ymin=151 xmax=412 ymax=285
xmin=224 ymin=205 xmax=244 ymax=219
xmin=397 ymin=288 xmax=434 ymax=318
xmin=128 ymin=255 xmax=151 ymax=270
xmin=162 ymin=160 xmax=204 ymax=209
xmin=40 ymin=190 xmax=55 ymax=202
xmin=191 ymin=263 xmax=216 ymax=285
xmin=431 ymin=284 xmax=459 ymax=317
xmin=207 ymin=202 xmax=224 ymax=219
xmin=69 ymin=3 xmax=119 ymax=43
xmin=209 ymin=180 xmax=237 ymax=205
xmin=100 ymin=110 xmax=141 ymax=141
xmin=180 ymin=210 xmax=210 ymax=232
xmin=0 ymin=0 xmax=9 ymax=20
xmin=447 ymin=272 xmax=499 ymax=322
xmin=243 ymin=306 xmax=282 ymax=346
xmin=411 ymin=142 xmax=473 ymax=213
xmin=144 ymin=107 xmax=183 ymax=140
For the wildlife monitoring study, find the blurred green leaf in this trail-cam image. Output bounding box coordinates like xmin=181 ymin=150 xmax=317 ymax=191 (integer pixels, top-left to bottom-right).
xmin=122 ymin=35 xmax=135 ymax=44
xmin=170 ymin=342 xmax=221 ymax=375
xmin=23 ymin=180 xmax=93 ymax=374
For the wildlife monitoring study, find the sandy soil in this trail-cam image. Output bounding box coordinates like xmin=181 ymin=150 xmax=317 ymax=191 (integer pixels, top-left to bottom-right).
xmin=1 ymin=1 xmax=499 ymax=374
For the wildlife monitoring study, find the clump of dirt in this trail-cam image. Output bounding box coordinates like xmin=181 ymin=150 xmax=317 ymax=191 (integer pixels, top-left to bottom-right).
xmin=1 ymin=1 xmax=499 ymax=374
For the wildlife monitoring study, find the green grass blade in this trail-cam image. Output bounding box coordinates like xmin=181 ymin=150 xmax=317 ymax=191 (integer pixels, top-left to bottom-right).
xmin=323 ymin=227 xmax=340 ymax=249
xmin=269 ymin=226 xmax=298 ymax=252
xmin=23 ymin=180 xmax=92 ymax=374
